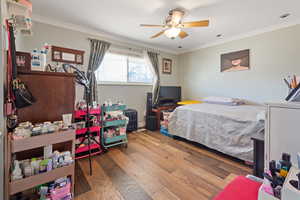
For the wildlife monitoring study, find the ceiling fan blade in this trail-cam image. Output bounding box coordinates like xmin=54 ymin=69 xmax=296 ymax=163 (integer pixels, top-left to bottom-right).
xmin=179 ymin=31 xmax=188 ymax=39
xmin=150 ymin=30 xmax=165 ymax=39
xmin=182 ymin=20 xmax=209 ymax=28
xmin=140 ymin=24 xmax=165 ymax=28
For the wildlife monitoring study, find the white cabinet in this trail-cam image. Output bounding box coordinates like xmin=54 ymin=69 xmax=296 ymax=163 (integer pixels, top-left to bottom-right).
xmin=265 ymin=102 xmax=300 ymax=168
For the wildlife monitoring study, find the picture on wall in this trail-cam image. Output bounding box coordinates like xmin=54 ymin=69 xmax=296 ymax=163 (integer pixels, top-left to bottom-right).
xmin=221 ymin=49 xmax=250 ymax=72
xmin=15 ymin=51 xmax=31 ymax=72
xmin=162 ymin=58 xmax=172 ymax=74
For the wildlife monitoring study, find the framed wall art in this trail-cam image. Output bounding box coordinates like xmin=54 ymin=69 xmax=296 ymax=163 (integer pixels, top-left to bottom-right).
xmin=15 ymin=51 xmax=31 ymax=72
xmin=162 ymin=58 xmax=172 ymax=74
xmin=221 ymin=49 xmax=250 ymax=72
xmin=51 ymin=45 xmax=85 ymax=65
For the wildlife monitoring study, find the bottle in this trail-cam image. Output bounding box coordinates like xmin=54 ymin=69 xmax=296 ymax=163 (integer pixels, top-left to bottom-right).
xmin=40 ymin=50 xmax=47 ymax=70
xmin=47 ymin=159 xmax=52 ymax=171
xmin=31 ymin=49 xmax=42 ymax=71
xmin=21 ymin=159 xmax=33 ymax=177
xmin=31 ymin=158 xmax=39 ymax=175
xmin=12 ymin=160 xmax=23 ymax=180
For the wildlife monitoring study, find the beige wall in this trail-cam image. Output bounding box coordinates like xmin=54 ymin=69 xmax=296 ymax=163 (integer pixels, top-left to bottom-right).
xmin=16 ymin=21 xmax=180 ymax=126
xmin=179 ymin=25 xmax=300 ymax=103
xmin=16 ymin=20 xmax=299 ymax=125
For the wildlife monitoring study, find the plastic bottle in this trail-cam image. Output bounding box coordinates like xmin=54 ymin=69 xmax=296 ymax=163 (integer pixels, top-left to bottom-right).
xmin=31 ymin=49 xmax=42 ymax=71
xmin=31 ymin=158 xmax=40 ymax=175
xmin=40 ymin=50 xmax=47 ymax=70
xmin=47 ymin=159 xmax=53 ymax=172
xmin=12 ymin=160 xmax=23 ymax=180
xmin=21 ymin=159 xmax=33 ymax=177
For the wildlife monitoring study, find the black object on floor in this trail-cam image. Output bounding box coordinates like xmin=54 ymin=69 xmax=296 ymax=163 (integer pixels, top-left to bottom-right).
xmin=146 ymin=92 xmax=154 ymax=115
xmin=251 ymin=132 xmax=265 ymax=178
xmin=124 ymin=109 xmax=138 ymax=132
xmin=146 ymin=115 xmax=157 ymax=131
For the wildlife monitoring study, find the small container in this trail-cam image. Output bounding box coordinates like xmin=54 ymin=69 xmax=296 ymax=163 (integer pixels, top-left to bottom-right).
xmin=58 ymin=155 xmax=64 ymax=167
xmin=23 ymin=164 xmax=33 ymax=177
xmin=39 ymin=159 xmax=49 ymax=173
xmin=52 ymin=154 xmax=59 ymax=169
xmin=47 ymin=159 xmax=53 ymax=171
xmin=32 ymin=126 xmax=42 ymax=136
xmin=48 ymin=125 xmax=56 ymax=133
xmin=12 ymin=160 xmax=23 ymax=180
xmin=41 ymin=125 xmax=48 ymax=134
xmin=31 ymin=158 xmax=40 ymax=175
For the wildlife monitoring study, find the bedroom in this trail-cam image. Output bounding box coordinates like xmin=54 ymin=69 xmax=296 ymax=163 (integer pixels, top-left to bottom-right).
xmin=1 ymin=0 xmax=300 ymax=200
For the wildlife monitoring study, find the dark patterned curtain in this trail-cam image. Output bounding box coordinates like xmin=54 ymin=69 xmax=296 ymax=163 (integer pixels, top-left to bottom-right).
xmin=147 ymin=51 xmax=160 ymax=104
xmin=86 ymin=39 xmax=111 ymax=102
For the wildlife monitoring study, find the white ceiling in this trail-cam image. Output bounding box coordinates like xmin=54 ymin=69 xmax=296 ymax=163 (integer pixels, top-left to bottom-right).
xmin=32 ymin=0 xmax=300 ymax=54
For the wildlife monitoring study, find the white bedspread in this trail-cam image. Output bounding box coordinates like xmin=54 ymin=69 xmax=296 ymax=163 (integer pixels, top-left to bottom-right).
xmin=168 ymin=103 xmax=266 ymax=162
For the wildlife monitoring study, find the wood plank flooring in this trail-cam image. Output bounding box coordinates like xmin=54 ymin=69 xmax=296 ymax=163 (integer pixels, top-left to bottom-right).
xmin=75 ymin=131 xmax=252 ymax=200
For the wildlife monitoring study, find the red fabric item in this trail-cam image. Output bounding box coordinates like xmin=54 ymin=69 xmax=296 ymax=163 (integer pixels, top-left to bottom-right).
xmin=6 ymin=20 xmax=13 ymax=100
xmin=213 ymin=176 xmax=262 ymax=200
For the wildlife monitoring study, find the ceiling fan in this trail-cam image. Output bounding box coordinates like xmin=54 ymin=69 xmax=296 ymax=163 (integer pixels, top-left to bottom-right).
xmin=140 ymin=8 xmax=209 ymax=39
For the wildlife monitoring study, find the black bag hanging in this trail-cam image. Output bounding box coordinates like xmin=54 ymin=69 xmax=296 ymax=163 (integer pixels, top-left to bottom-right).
xmin=8 ymin=23 xmax=36 ymax=109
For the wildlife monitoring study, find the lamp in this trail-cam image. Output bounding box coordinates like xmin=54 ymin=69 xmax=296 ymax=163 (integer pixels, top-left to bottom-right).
xmin=164 ymin=27 xmax=181 ymax=39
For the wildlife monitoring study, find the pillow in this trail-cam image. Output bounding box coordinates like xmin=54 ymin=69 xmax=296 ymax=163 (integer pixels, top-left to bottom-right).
xmin=202 ymin=96 xmax=245 ymax=106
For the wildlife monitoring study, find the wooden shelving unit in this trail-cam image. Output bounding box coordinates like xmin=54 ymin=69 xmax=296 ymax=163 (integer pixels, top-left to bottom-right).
xmin=11 ymin=130 xmax=75 ymax=153
xmin=9 ymin=164 xmax=74 ymax=195
xmin=6 ymin=130 xmax=76 ymax=199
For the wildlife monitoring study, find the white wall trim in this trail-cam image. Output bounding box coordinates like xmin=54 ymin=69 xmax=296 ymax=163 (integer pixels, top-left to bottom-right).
xmin=179 ymin=19 xmax=300 ymax=54
xmin=32 ymin=14 xmax=179 ymax=55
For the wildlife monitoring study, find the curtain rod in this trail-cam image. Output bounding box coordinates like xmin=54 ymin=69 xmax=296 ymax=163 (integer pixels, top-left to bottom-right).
xmin=87 ymin=37 xmax=161 ymax=55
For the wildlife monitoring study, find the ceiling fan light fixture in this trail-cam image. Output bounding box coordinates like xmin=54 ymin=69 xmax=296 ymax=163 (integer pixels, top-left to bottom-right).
xmin=170 ymin=9 xmax=184 ymax=24
xmin=165 ymin=27 xmax=181 ymax=39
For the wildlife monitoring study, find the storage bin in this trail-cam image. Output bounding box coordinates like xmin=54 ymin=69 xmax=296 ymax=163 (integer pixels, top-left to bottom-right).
xmin=124 ymin=109 xmax=138 ymax=132
xmin=50 ymin=182 xmax=71 ymax=200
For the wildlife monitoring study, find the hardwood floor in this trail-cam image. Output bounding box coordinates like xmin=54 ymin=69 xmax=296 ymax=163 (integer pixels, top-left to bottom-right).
xmin=75 ymin=131 xmax=252 ymax=200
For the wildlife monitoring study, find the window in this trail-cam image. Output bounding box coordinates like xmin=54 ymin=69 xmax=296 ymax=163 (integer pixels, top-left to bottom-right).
xmin=96 ymin=52 xmax=153 ymax=84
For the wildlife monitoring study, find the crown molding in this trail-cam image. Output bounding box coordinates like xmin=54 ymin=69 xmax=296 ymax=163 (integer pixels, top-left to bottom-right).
xmin=32 ymin=14 xmax=179 ymax=55
xmin=179 ymin=19 xmax=300 ymax=54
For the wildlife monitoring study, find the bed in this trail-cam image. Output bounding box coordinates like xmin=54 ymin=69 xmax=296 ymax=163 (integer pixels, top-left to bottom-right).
xmin=168 ymin=103 xmax=266 ymax=162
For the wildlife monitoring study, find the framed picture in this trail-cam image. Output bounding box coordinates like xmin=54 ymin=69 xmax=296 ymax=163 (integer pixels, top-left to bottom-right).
xmin=51 ymin=46 xmax=84 ymax=65
xmin=53 ymin=51 xmax=61 ymax=60
xmin=162 ymin=58 xmax=172 ymax=74
xmin=16 ymin=51 xmax=31 ymax=72
xmin=76 ymin=54 xmax=83 ymax=63
xmin=221 ymin=49 xmax=250 ymax=72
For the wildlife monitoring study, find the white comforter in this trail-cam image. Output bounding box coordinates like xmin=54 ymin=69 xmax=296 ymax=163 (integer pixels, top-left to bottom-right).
xmin=168 ymin=103 xmax=266 ymax=162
